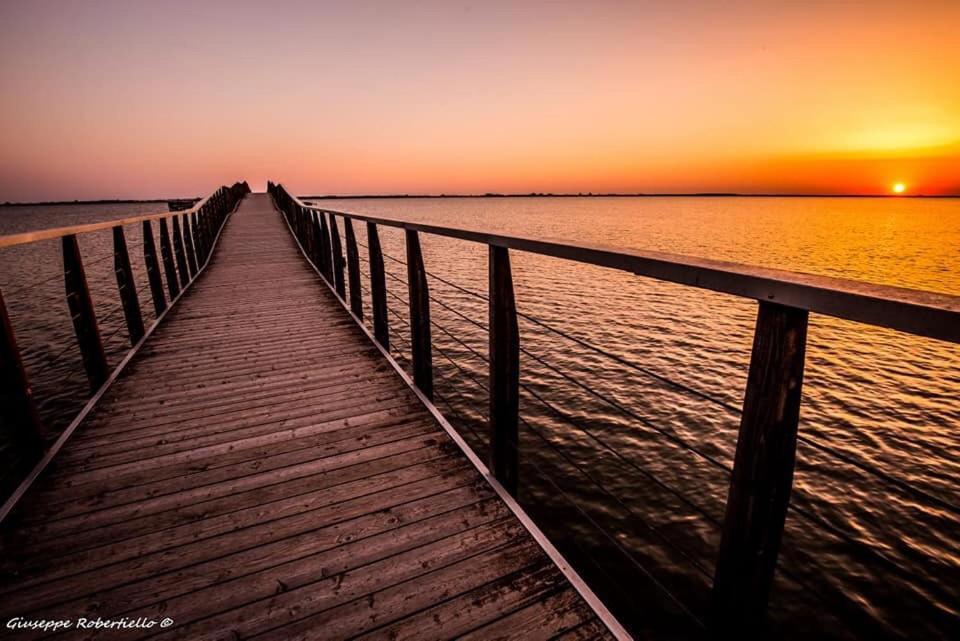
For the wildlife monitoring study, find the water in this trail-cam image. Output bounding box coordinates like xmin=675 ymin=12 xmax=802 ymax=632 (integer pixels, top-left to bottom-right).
xmin=2 ymin=196 xmax=958 ymax=638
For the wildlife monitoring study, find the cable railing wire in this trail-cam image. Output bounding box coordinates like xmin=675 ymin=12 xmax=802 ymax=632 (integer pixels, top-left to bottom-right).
xmin=393 ymin=345 xmax=703 ymax=627
xmin=360 ymin=243 xmax=960 ymax=518
xmin=360 ymin=241 xmax=741 ymax=414
xmin=519 ymin=411 xmax=714 ymax=579
xmin=377 ymin=280 xmax=724 ymax=532
xmin=334 ymin=214 xmax=867 ymax=626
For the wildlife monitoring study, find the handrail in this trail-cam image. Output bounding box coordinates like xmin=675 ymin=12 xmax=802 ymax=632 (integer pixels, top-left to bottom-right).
xmin=0 ymin=190 xmax=221 ymax=249
xmin=269 ymin=179 xmax=959 ymax=638
xmin=290 ymin=194 xmax=960 ymax=344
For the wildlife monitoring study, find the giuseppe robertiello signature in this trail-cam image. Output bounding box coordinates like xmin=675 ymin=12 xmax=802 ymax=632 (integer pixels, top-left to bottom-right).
xmin=5 ymin=616 xmax=174 ymax=633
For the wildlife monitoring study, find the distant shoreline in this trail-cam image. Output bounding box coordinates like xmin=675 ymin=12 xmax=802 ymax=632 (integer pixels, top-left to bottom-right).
xmin=2 ymin=193 xmax=958 ymax=207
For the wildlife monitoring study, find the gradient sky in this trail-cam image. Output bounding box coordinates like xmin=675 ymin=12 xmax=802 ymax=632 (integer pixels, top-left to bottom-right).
xmin=1 ymin=0 xmax=958 ymax=200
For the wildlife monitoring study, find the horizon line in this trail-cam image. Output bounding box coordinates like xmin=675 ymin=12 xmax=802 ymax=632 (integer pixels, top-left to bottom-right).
xmin=2 ymin=191 xmax=959 ymax=207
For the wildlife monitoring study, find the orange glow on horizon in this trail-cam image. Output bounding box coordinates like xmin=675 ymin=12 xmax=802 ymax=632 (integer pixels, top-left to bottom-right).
xmin=1 ymin=1 xmax=959 ymax=200
xmin=893 ymin=183 xmax=907 ymax=194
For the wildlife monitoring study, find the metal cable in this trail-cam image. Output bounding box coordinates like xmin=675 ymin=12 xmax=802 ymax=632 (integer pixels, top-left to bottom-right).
xmin=371 ymin=246 xmax=740 ymax=413
xmin=519 ymin=413 xmax=714 ymax=578
xmin=371 ymin=245 xmax=958 ymax=518
xmin=519 ymin=346 xmax=731 ymax=474
xmin=509 ymin=426 xmax=706 ymax=629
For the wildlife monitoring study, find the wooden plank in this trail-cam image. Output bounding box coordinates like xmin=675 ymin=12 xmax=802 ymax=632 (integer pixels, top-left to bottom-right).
xmin=489 ymin=245 xmax=520 ymax=495
xmin=351 ymin=562 xmax=563 ymax=641
xmin=456 ymin=587 xmax=602 ymax=641
xmin=2 ymin=466 xmax=485 ymax=611
xmin=249 ymin=539 xmax=543 ymax=641
xmin=712 ymin=300 xmax=808 ymax=636
xmin=30 ymin=496 xmax=508 ymax=623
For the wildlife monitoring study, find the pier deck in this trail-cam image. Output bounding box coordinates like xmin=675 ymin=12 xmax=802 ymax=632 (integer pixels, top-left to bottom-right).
xmin=0 ymin=194 xmax=614 ymax=640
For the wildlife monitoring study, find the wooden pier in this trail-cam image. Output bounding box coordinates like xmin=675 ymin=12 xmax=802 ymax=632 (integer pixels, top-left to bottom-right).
xmin=2 ymin=183 xmax=959 ymax=639
xmin=0 ymin=194 xmax=620 ymax=640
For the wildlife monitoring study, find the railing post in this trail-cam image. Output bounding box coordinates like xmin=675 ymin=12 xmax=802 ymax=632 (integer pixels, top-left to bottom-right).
xmin=712 ymin=301 xmax=809 ymax=636
xmin=112 ymin=226 xmax=145 ymax=345
xmin=329 ymin=214 xmax=347 ymax=299
xmin=489 ymin=245 xmax=520 ymax=496
xmin=405 ymin=230 xmax=433 ymax=399
xmin=62 ymin=234 xmax=108 ymax=391
xmin=344 ymin=218 xmax=363 ymax=319
xmin=183 ymin=213 xmax=198 ymax=274
xmin=319 ymin=212 xmax=333 ymax=283
xmin=158 ymin=218 xmax=180 ymax=299
xmin=172 ymin=215 xmax=191 ymax=282
xmin=190 ymin=212 xmax=205 ymax=263
xmin=198 ymin=208 xmax=212 ymax=260
xmin=0 ymin=289 xmax=46 ymax=450
xmin=367 ymin=222 xmax=389 ymax=350
xmin=300 ymin=207 xmax=313 ymax=257
xmin=141 ymin=221 xmax=166 ymax=316
xmin=311 ymin=212 xmax=326 ymax=275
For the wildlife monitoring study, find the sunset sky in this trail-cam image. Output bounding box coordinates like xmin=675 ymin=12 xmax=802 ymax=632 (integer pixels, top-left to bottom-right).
xmin=1 ymin=0 xmax=958 ymax=200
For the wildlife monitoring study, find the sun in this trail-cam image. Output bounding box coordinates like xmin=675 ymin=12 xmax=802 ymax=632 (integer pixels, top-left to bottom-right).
xmin=892 ymin=182 xmax=906 ymax=194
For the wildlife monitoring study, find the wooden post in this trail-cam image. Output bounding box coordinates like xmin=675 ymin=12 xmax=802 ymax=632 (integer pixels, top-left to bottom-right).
xmin=489 ymin=245 xmax=520 ymax=495
xmin=405 ymin=230 xmax=433 ymax=399
xmin=142 ymin=221 xmax=166 ymax=316
xmin=190 ymin=212 xmax=204 ymax=263
xmin=112 ymin=226 xmax=145 ymax=345
xmin=198 ymin=209 xmax=212 ymax=260
xmin=319 ymin=212 xmax=333 ymax=283
xmin=172 ymin=215 xmax=191 ymax=283
xmin=0 ymin=289 xmax=46 ymax=449
xmin=344 ymin=218 xmax=363 ymax=319
xmin=300 ymin=207 xmax=313 ymax=257
xmin=367 ymin=222 xmax=389 ymax=350
xmin=329 ymin=214 xmax=347 ymax=299
xmin=182 ymin=214 xmax=198 ymax=274
xmin=158 ymin=218 xmax=180 ymax=299
xmin=712 ymin=301 xmax=809 ymax=636
xmin=310 ymin=212 xmax=327 ymax=278
xmin=62 ymin=234 xmax=108 ymax=391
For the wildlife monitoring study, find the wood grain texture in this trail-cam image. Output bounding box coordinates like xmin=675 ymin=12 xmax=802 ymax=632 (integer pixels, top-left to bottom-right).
xmin=712 ymin=300 xmax=808 ymax=635
xmin=0 ymin=193 xmax=612 ymax=641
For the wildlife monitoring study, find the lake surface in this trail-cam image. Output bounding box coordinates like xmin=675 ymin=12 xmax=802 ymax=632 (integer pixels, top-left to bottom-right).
xmin=1 ymin=196 xmax=958 ymax=639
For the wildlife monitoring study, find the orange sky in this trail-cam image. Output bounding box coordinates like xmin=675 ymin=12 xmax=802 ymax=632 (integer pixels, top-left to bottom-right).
xmin=1 ymin=0 xmax=958 ymax=200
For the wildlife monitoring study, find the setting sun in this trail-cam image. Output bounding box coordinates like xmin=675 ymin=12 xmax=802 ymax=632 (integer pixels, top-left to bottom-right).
xmin=892 ymin=182 xmax=907 ymax=194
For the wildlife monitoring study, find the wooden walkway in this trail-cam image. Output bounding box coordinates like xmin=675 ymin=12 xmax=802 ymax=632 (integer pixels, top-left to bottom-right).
xmin=0 ymin=194 xmax=616 ymax=640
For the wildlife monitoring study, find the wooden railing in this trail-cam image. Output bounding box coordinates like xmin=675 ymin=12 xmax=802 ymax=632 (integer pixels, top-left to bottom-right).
xmin=0 ymin=181 xmax=249 ymax=492
xmin=267 ymin=180 xmax=960 ymax=636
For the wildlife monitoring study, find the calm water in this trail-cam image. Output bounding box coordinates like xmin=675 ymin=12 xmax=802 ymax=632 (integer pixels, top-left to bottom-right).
xmin=1 ymin=196 xmax=958 ymax=639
